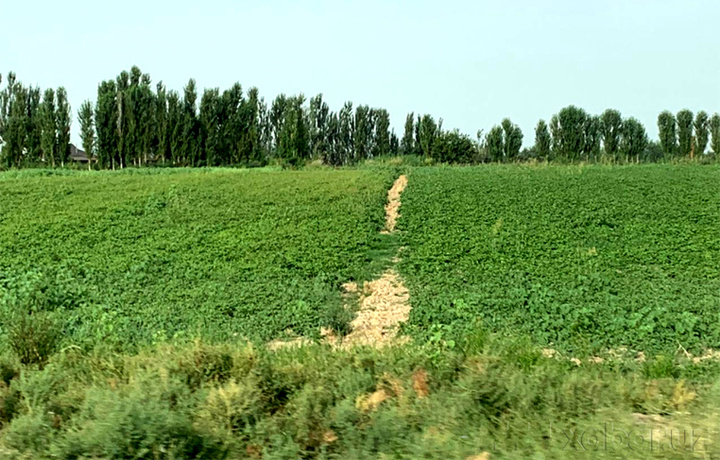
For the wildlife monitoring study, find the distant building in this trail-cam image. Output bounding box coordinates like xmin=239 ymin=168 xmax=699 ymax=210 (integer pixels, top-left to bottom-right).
xmin=69 ymin=144 xmax=95 ymax=163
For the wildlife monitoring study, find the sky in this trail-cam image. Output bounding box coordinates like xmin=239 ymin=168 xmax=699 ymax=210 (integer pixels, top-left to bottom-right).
xmin=2 ymin=0 xmax=719 ymax=146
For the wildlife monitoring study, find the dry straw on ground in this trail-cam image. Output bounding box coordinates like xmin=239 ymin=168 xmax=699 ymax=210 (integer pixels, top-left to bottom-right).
xmin=340 ymin=174 xmax=410 ymax=347
xmin=381 ymin=174 xmax=408 ymax=234
xmin=339 ymin=270 xmax=410 ymax=347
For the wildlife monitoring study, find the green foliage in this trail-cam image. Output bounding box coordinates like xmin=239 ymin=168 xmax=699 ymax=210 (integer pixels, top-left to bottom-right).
xmin=6 ymin=313 xmax=60 ymax=367
xmin=485 ymin=125 xmax=504 ymax=161
xmin=25 ymin=87 xmax=42 ymax=164
xmin=0 ymin=268 xmax=88 ymax=366
xmin=181 ymin=78 xmax=200 ymax=166
xmin=40 ymin=88 xmax=57 ymax=167
xmin=373 ymin=108 xmax=391 ymax=157
xmin=3 ymin=82 xmax=28 ymax=168
xmin=308 ymin=93 xmax=330 ymax=160
xmin=711 ymin=113 xmax=720 ymax=155
xmin=401 ymin=112 xmax=415 ymax=155
xmin=657 ymin=110 xmax=677 ymax=158
xmin=77 ymin=100 xmax=95 ymax=169
xmin=398 ymin=165 xmax=720 ymax=355
xmin=501 ymin=118 xmax=523 ymax=160
xmin=416 ymin=114 xmax=438 ymax=157
xmin=54 ymin=379 xmax=219 ymax=459
xmin=534 ymin=119 xmax=551 ymax=160
xmin=676 ymin=109 xmax=694 ymax=158
xmin=55 ymin=87 xmax=71 ymax=167
xmin=273 ymin=94 xmax=311 ymax=166
xmin=693 ymin=110 xmax=709 ymax=156
xmin=600 ymin=108 xmax=623 ymax=159
xmin=0 ymin=169 xmax=393 ymax=348
xmin=619 ymin=117 xmax=648 ymax=162
xmin=583 ymin=115 xmax=601 ymax=161
xmin=0 ymin=340 xmax=717 ymax=459
xmin=95 ymin=80 xmax=118 ymax=169
xmin=554 ymin=105 xmax=588 ymax=160
xmin=431 ymin=130 xmax=477 ymax=164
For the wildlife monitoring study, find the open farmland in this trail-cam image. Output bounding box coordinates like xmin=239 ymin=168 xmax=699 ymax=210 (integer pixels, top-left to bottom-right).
xmin=2 ymin=165 xmax=720 ymax=459
xmin=398 ymin=164 xmax=720 ymax=355
xmin=0 ymin=168 xmax=395 ymax=348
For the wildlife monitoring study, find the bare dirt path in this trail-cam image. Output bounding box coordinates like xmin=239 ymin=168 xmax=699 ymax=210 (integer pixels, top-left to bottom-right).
xmin=381 ymin=174 xmax=408 ymax=234
xmin=271 ymin=174 xmax=411 ymax=349
xmin=339 ymin=269 xmax=410 ymax=347
xmin=338 ymin=174 xmax=410 ymax=347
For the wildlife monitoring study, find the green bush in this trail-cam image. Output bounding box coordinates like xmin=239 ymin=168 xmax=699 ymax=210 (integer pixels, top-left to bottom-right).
xmin=54 ymin=375 xmax=224 ymax=459
xmin=7 ymin=313 xmax=59 ymax=367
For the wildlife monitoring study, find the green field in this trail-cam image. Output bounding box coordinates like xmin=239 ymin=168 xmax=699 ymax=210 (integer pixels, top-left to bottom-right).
xmin=0 ymin=168 xmax=395 ymax=347
xmin=1 ymin=164 xmax=720 ymax=459
xmin=399 ymin=164 xmax=720 ymax=354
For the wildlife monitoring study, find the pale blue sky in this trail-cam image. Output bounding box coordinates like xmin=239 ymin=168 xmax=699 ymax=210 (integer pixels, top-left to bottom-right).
xmin=2 ymin=0 xmax=719 ymax=146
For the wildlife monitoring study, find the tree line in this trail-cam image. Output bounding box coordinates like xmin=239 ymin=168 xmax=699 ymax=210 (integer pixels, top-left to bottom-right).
xmin=1 ymin=67 xmax=718 ymax=169
xmin=0 ymin=72 xmax=72 ymax=168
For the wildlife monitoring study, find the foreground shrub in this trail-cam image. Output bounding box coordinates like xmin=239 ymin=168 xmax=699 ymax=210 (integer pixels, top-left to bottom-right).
xmin=0 ymin=338 xmax=717 ymax=459
xmin=7 ymin=313 xmax=60 ymax=367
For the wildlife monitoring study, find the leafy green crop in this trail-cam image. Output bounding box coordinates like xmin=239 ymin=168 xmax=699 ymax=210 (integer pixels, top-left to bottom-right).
xmin=398 ymin=164 xmax=720 ymax=354
xmin=0 ymin=168 xmax=394 ymax=348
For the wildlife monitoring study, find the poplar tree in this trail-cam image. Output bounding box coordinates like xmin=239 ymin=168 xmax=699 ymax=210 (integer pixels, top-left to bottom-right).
xmin=323 ymin=112 xmax=342 ymax=166
xmin=244 ymin=87 xmax=265 ymax=164
xmin=200 ymin=88 xmax=222 ymax=166
xmin=0 ymin=72 xmax=5 ymax=140
xmin=486 ymin=125 xmax=504 ymax=162
xmin=40 ymin=88 xmax=56 ymax=166
xmin=501 ymin=118 xmax=523 ymax=160
xmin=167 ymin=91 xmax=182 ymax=164
xmin=78 ymin=100 xmax=95 ymax=169
xmin=223 ymin=83 xmax=244 ymax=163
xmin=390 ymin=129 xmax=399 ymax=156
xmin=373 ymin=109 xmax=391 ymax=157
xmin=676 ymin=109 xmax=693 ymax=158
xmin=269 ymin=94 xmax=287 ymax=154
xmin=556 ymin=105 xmax=587 ymax=160
xmin=5 ymin=83 xmax=28 ymax=167
xmin=277 ymin=95 xmax=309 ymax=165
xmin=353 ymin=105 xmax=372 ymax=160
xmin=620 ymin=117 xmax=648 ymax=162
xmin=116 ymin=71 xmax=129 ymax=168
xmin=55 ymin=87 xmax=71 ymax=167
xmin=549 ymin=115 xmax=560 ymax=156
xmin=710 ymin=113 xmax=720 ymax=155
xmin=309 ymin=94 xmax=329 ymax=159
xmin=534 ymin=119 xmax=551 ymax=160
xmin=417 ymin=114 xmax=438 ymax=157
xmin=155 ymin=82 xmax=168 ymax=163
xmin=0 ymin=72 xmax=17 ymax=142
xmin=401 ymin=112 xmax=415 ymax=155
xmin=657 ymin=111 xmax=677 ymax=158
xmin=583 ymin=115 xmax=602 ymax=161
xmin=693 ymin=111 xmax=709 ymax=157
xmin=138 ymin=73 xmax=155 ymax=165
xmin=182 ymin=79 xmax=199 ymax=165
xmin=95 ymin=81 xmax=118 ymax=169
xmin=600 ymin=109 xmax=622 ymax=159
xmin=338 ymin=102 xmax=354 ymax=163
xmin=26 ymin=87 xmax=42 ymax=163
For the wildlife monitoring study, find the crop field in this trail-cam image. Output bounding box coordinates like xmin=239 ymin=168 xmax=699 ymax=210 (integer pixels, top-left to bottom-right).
xmin=1 ymin=164 xmax=720 ymax=459
xmin=0 ymin=168 xmax=395 ymax=348
xmin=398 ymin=164 xmax=720 ymax=354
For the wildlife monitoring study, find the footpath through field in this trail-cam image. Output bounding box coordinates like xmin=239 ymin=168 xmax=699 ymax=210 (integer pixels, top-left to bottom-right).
xmin=340 ymin=175 xmax=410 ymax=347
xmin=270 ymin=174 xmax=411 ymax=349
